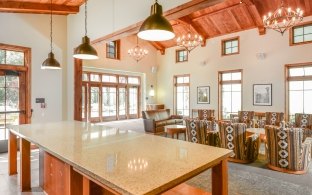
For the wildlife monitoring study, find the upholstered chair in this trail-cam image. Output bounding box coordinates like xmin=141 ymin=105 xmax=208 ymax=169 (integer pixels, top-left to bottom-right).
xmin=294 ymin=113 xmax=312 ymax=139
xmin=265 ymin=125 xmax=312 ymax=174
xmin=258 ymin=112 xmax=285 ymax=128
xmin=235 ymin=111 xmax=255 ymax=128
xmin=185 ymin=119 xmax=220 ymax=147
xmin=196 ymin=109 xmax=215 ymax=121
xmin=219 ymin=121 xmax=260 ymax=163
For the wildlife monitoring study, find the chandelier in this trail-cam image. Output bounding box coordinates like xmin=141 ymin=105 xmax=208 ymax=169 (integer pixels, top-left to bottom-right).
xmin=128 ymin=37 xmax=148 ymax=62
xmin=176 ymin=26 xmax=203 ymax=53
xmin=263 ymin=0 xmax=303 ymax=35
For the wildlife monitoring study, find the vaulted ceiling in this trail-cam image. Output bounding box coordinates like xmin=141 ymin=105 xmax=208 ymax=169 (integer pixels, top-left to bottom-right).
xmin=91 ymin=0 xmax=312 ymax=54
xmin=0 ymin=0 xmax=311 ymax=52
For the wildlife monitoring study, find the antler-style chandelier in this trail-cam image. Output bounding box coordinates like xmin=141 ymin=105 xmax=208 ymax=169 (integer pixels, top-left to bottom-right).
xmin=176 ymin=25 xmax=203 ymax=53
xmin=128 ymin=37 xmax=148 ymax=62
xmin=263 ymin=0 xmax=303 ymax=35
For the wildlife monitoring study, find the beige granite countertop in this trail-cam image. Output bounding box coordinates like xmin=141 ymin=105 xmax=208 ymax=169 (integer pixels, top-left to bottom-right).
xmin=10 ymin=121 xmax=232 ymax=195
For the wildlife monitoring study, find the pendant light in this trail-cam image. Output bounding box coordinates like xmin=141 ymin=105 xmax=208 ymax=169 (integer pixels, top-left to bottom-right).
xmin=138 ymin=0 xmax=175 ymax=41
xmin=41 ymin=0 xmax=61 ymax=69
xmin=73 ymin=0 xmax=98 ymax=60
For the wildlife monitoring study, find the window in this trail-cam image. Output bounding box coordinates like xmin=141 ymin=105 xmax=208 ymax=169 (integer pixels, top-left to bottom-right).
xmin=222 ymin=37 xmax=239 ymax=56
xmin=176 ymin=49 xmax=188 ymax=62
xmin=286 ymin=63 xmax=312 ymax=121
xmin=82 ymin=72 xmax=140 ymax=122
xmin=174 ymin=75 xmax=190 ymax=116
xmin=290 ymin=22 xmax=312 ymax=45
xmin=219 ymin=70 xmax=242 ymax=119
xmin=106 ymin=40 xmax=120 ymax=59
xmin=0 ymin=49 xmax=24 ymax=66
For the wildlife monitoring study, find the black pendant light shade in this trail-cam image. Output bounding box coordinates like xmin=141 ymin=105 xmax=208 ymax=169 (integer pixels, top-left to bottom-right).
xmin=73 ymin=0 xmax=98 ymax=60
xmin=73 ymin=36 xmax=98 ymax=60
xmin=41 ymin=0 xmax=61 ymax=69
xmin=138 ymin=1 xmax=175 ymax=41
xmin=42 ymin=52 xmax=61 ymax=69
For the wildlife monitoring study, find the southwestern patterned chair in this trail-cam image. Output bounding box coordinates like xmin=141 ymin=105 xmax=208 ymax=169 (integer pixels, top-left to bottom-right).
xmin=219 ymin=121 xmax=260 ymax=163
xmin=294 ymin=113 xmax=312 ymax=139
xmin=258 ymin=112 xmax=285 ymax=127
xmin=265 ymin=125 xmax=312 ymax=174
xmin=192 ymin=109 xmax=215 ymax=121
xmin=185 ymin=118 xmax=220 ymax=147
xmin=233 ymin=111 xmax=255 ymax=128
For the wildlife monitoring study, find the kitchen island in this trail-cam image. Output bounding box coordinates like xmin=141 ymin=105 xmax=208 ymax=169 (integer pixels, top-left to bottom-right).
xmin=8 ymin=121 xmax=232 ymax=195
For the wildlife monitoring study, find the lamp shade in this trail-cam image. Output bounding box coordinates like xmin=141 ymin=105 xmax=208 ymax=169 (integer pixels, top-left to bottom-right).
xmin=73 ymin=36 xmax=99 ymax=60
xmin=41 ymin=52 xmax=61 ymax=69
xmin=138 ymin=1 xmax=175 ymax=41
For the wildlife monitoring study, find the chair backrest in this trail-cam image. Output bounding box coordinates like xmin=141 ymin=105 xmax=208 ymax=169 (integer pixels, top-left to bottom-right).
xmin=295 ymin=113 xmax=312 ymax=129
xmin=185 ymin=119 xmax=219 ymax=146
xmin=197 ymin=109 xmax=215 ymax=120
xmin=265 ymin=112 xmax=284 ymax=126
xmin=265 ymin=125 xmax=308 ymax=171
xmin=219 ymin=121 xmax=247 ymax=159
xmin=238 ymin=111 xmax=254 ymax=124
xmin=185 ymin=119 xmax=206 ymax=144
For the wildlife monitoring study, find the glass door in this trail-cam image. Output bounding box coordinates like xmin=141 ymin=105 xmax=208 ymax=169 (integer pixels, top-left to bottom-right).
xmin=128 ymin=86 xmax=139 ymax=119
xmin=118 ymin=87 xmax=127 ymax=120
xmin=89 ymin=85 xmax=100 ymax=122
xmin=102 ymin=86 xmax=117 ymax=121
xmin=0 ymin=70 xmax=25 ymax=153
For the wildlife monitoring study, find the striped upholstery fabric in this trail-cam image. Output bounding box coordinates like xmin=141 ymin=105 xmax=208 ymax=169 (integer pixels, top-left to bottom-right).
xmin=295 ymin=114 xmax=312 ymax=139
xmin=219 ymin=121 xmax=260 ymax=163
xmin=185 ymin=119 xmax=220 ymax=146
xmin=265 ymin=125 xmax=312 ymax=173
xmin=197 ymin=109 xmax=215 ymax=121
xmin=238 ymin=111 xmax=255 ymax=128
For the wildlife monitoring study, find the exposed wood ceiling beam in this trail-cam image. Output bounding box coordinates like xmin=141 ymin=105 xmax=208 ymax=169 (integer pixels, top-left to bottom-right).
xmin=243 ymin=0 xmax=266 ymax=35
xmin=0 ymin=2 xmax=79 ymax=15
xmin=91 ymin=0 xmax=225 ymax=45
xmin=227 ymin=9 xmax=242 ymax=30
xmin=149 ymin=42 xmax=166 ymax=55
xmin=192 ymin=2 xmax=241 ymax=22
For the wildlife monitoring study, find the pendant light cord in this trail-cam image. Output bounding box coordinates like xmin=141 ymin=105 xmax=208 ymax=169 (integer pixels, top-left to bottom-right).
xmin=50 ymin=0 xmax=53 ymax=52
xmin=85 ymin=0 xmax=88 ymax=36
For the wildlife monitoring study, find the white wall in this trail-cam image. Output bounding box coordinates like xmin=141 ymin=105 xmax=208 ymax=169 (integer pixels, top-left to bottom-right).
xmin=67 ymin=0 xmax=190 ymax=119
xmin=157 ymin=16 xmax=312 ymax=119
xmin=0 ymin=13 xmax=67 ymax=123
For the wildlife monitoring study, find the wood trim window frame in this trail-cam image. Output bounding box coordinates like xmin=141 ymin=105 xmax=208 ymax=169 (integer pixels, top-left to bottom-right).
xmin=106 ymin=40 xmax=120 ymax=60
xmin=285 ymin=62 xmax=312 ymax=122
xmin=81 ymin=71 xmax=141 ymax=122
xmin=173 ymin=74 xmax=190 ymax=116
xmin=289 ymin=21 xmax=312 ymax=46
xmin=175 ymin=49 xmax=188 ymax=63
xmin=0 ymin=43 xmax=31 ymax=124
xmin=221 ymin=36 xmax=240 ymax=56
xmin=218 ymin=69 xmax=243 ymax=120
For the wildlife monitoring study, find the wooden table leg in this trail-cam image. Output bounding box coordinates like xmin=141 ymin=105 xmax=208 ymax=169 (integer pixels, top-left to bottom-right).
xmin=20 ymin=138 xmax=31 ymax=191
xmin=8 ymin=131 xmax=17 ymax=175
xmin=83 ymin=176 xmax=90 ymax=195
xmin=211 ymin=159 xmax=228 ymax=195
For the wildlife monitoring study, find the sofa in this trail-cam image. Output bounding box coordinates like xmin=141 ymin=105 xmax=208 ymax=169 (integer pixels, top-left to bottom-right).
xmin=142 ymin=109 xmax=184 ymax=134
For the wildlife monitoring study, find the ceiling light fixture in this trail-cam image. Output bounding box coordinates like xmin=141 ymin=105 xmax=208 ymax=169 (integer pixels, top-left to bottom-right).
xmin=138 ymin=0 xmax=175 ymax=41
xmin=263 ymin=0 xmax=303 ymax=35
xmin=41 ymin=0 xmax=61 ymax=69
xmin=73 ymin=0 xmax=98 ymax=60
xmin=128 ymin=37 xmax=148 ymax=62
xmin=176 ymin=25 xmax=203 ymax=53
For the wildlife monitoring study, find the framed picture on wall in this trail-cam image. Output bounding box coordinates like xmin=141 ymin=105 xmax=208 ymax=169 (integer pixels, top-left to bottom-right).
xmin=197 ymin=86 xmax=210 ymax=104
xmin=253 ymin=84 xmax=272 ymax=106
